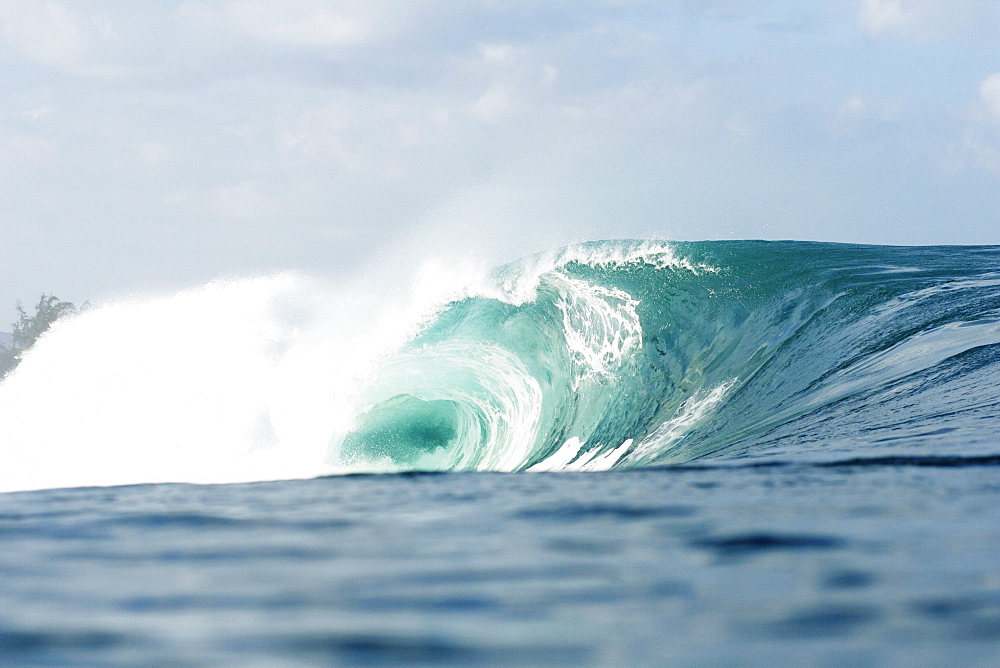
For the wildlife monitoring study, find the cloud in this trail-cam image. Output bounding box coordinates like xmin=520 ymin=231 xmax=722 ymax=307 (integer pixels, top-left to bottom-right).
xmin=857 ymin=0 xmax=1000 ymax=41
xmin=980 ymin=73 xmax=1000 ymax=123
xmin=951 ymin=72 xmax=1000 ymax=177
xmin=829 ymin=93 xmax=903 ymax=135
xmin=858 ymin=0 xmax=905 ymax=34
xmin=468 ymin=82 xmax=520 ymax=123
xmin=177 ymin=0 xmax=426 ymax=50
xmin=2 ymin=0 xmax=1000 ymax=317
xmin=940 ymin=72 xmax=1000 ymax=178
xmin=0 ymin=1 xmax=129 ymax=78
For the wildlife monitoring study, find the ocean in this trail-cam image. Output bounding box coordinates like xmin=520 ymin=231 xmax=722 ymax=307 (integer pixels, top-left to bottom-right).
xmin=0 ymin=240 xmax=998 ymax=665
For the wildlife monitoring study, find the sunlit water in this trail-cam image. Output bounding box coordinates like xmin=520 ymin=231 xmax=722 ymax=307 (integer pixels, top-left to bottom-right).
xmin=2 ymin=459 xmax=999 ymax=665
xmin=1 ymin=241 xmax=998 ymax=664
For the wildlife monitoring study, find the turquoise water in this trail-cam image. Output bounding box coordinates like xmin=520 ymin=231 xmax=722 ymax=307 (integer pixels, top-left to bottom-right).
xmin=0 ymin=240 xmax=998 ymax=664
xmin=1 ymin=240 xmax=997 ymax=489
xmin=339 ymin=240 xmax=1000 ymax=473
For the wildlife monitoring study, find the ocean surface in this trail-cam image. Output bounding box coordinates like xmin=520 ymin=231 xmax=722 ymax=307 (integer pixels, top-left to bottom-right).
xmin=1 ymin=240 xmax=998 ymax=664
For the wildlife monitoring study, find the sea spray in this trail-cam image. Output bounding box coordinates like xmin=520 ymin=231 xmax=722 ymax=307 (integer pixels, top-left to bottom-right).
xmin=0 ymin=268 xmax=483 ymax=492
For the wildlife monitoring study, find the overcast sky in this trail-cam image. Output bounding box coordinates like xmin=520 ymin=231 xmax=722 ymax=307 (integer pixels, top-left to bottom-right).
xmin=2 ymin=0 xmax=999 ymax=319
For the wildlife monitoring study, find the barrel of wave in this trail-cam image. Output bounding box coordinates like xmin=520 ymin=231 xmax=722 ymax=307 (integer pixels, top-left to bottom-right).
xmin=329 ymin=341 xmax=544 ymax=472
xmin=330 ymin=260 xmax=658 ymax=473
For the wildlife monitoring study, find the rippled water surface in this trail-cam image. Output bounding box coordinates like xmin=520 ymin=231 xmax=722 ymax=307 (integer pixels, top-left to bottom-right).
xmin=3 ymin=459 xmax=999 ymax=666
xmin=2 ymin=241 xmax=998 ymax=664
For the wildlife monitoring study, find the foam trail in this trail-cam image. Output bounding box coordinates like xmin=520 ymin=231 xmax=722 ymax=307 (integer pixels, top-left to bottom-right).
xmin=629 ymin=380 xmax=739 ymax=466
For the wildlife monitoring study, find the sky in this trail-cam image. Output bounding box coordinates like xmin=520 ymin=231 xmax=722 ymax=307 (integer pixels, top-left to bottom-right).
xmin=2 ymin=0 xmax=1000 ymax=319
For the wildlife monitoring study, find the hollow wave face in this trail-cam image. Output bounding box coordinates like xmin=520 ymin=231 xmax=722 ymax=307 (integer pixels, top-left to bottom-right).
xmin=1 ymin=241 xmax=999 ymax=492
xmin=329 ymin=240 xmax=1000 ymax=474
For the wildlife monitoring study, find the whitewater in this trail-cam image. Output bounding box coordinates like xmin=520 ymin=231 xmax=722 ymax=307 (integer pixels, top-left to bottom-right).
xmin=1 ymin=240 xmax=997 ymax=492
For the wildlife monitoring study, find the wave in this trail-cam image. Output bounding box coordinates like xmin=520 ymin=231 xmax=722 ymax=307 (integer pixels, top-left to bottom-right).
xmin=1 ymin=240 xmax=998 ymax=492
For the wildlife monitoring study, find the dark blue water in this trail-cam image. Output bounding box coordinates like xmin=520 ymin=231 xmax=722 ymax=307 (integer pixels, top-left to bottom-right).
xmin=2 ymin=241 xmax=999 ymax=664
xmin=3 ymin=459 xmax=1000 ymax=666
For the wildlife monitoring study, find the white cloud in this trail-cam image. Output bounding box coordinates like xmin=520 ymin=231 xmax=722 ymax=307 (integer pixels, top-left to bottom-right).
xmin=829 ymin=93 xmax=904 ymax=134
xmin=478 ymin=43 xmax=517 ymax=67
xmin=840 ymin=95 xmax=867 ymax=119
xmin=468 ymin=83 xmax=519 ymax=123
xmin=18 ymin=106 xmax=54 ymax=120
xmin=0 ymin=132 xmax=59 ymax=178
xmin=980 ymin=73 xmax=1000 ymax=123
xmin=135 ymin=141 xmax=180 ymax=168
xmin=540 ymin=64 xmax=559 ymax=86
xmin=943 ymin=73 xmax=1000 ymax=178
xmin=274 ymin=88 xmax=463 ymax=184
xmin=231 ymin=2 xmax=369 ymax=47
xmin=178 ymin=0 xmax=418 ymax=49
xmin=858 ymin=0 xmax=905 ymax=35
xmin=0 ymin=1 xmax=132 ymax=78
xmin=2 ymin=0 xmax=1000 ymax=316
xmin=857 ymin=0 xmax=1000 ymax=41
xmin=212 ymin=181 xmax=275 ymax=220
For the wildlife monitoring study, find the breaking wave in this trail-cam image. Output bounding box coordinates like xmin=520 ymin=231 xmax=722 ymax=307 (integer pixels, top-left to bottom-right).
xmin=1 ymin=240 xmax=998 ymax=492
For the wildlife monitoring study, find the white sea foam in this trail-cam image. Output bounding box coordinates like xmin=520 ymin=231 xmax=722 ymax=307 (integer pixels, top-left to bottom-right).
xmin=628 ymin=379 xmax=739 ymax=465
xmin=480 ymin=240 xmax=716 ymax=306
xmin=552 ymin=274 xmax=642 ymax=382
xmin=0 ymin=272 xmax=449 ymax=492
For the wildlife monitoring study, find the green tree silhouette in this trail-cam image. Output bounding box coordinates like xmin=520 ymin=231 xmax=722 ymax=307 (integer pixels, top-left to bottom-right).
xmin=0 ymin=295 xmax=77 ymax=378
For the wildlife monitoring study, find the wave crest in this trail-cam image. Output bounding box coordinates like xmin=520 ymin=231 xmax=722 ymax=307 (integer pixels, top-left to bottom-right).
xmin=0 ymin=240 xmax=998 ymax=492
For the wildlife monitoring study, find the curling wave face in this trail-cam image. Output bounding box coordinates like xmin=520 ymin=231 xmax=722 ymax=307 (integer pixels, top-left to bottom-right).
xmin=1 ymin=241 xmax=999 ymax=491
xmin=332 ymin=240 xmax=1000 ymax=474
